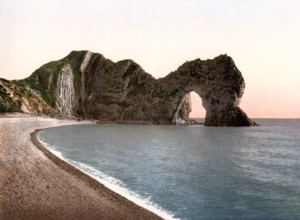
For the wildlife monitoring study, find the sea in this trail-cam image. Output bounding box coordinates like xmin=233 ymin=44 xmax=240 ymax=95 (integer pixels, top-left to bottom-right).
xmin=37 ymin=119 xmax=300 ymax=220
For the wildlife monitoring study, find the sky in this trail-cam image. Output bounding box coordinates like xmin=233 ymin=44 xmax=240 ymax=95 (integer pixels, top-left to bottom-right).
xmin=0 ymin=0 xmax=299 ymax=118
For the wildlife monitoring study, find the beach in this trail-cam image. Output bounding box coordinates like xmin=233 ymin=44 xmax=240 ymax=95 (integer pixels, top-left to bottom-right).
xmin=0 ymin=114 xmax=162 ymax=220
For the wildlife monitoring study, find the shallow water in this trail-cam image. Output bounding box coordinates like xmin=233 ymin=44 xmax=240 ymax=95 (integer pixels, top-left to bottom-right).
xmin=38 ymin=119 xmax=300 ymax=220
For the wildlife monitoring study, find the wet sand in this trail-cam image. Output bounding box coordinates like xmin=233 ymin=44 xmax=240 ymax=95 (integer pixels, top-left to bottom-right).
xmin=0 ymin=114 xmax=162 ymax=220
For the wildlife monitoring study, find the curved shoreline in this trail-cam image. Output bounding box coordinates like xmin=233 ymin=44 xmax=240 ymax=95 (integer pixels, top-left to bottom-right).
xmin=32 ymin=129 xmax=167 ymax=219
xmin=0 ymin=115 xmax=162 ymax=220
xmin=32 ymin=129 xmax=112 ymax=199
xmin=35 ymin=128 xmax=176 ymax=220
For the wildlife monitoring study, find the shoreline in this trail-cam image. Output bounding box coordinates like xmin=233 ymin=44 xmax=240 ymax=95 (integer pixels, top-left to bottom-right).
xmin=33 ymin=129 xmax=173 ymax=219
xmin=35 ymin=129 xmax=176 ymax=220
xmin=0 ymin=114 xmax=163 ymax=220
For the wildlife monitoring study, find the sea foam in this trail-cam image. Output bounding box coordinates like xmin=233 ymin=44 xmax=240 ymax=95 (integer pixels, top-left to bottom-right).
xmin=37 ymin=132 xmax=178 ymax=220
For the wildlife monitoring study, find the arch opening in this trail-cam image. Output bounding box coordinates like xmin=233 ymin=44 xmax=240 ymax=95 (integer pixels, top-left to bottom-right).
xmin=172 ymin=91 xmax=206 ymax=124
xmin=189 ymin=91 xmax=206 ymax=123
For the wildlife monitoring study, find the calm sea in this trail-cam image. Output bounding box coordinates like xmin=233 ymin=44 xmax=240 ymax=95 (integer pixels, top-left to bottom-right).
xmin=38 ymin=119 xmax=300 ymax=220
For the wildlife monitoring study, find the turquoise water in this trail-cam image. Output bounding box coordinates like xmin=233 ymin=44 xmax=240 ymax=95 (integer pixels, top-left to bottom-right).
xmin=38 ymin=119 xmax=300 ymax=220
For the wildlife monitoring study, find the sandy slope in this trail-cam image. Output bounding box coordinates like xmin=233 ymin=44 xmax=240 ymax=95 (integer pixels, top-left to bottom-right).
xmin=0 ymin=114 xmax=162 ymax=220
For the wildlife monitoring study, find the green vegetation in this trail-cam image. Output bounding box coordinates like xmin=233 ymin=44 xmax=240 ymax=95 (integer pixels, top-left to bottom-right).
xmin=115 ymin=59 xmax=130 ymax=67
xmin=19 ymin=50 xmax=87 ymax=107
xmin=0 ymin=101 xmax=5 ymax=113
xmin=123 ymin=62 xmax=139 ymax=78
xmin=21 ymin=61 xmax=61 ymax=107
xmin=0 ymin=83 xmax=21 ymax=113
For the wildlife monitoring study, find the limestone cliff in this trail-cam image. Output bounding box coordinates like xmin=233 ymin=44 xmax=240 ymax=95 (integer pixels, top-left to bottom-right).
xmin=0 ymin=50 xmax=257 ymax=126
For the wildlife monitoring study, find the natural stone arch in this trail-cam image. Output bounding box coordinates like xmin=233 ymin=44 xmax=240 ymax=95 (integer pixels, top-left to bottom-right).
xmin=15 ymin=50 xmax=256 ymax=126
xmin=172 ymin=91 xmax=206 ymax=124
xmin=156 ymin=54 xmax=256 ymax=126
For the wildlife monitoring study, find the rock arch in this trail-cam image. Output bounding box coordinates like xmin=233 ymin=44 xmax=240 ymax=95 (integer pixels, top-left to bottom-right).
xmin=156 ymin=54 xmax=256 ymax=126
xmin=13 ymin=50 xmax=257 ymax=126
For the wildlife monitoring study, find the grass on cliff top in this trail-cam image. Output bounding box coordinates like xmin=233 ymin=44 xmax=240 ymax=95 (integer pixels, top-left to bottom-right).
xmin=18 ymin=51 xmax=88 ymax=107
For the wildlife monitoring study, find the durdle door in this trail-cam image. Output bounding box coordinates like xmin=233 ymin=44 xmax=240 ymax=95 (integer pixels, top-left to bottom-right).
xmin=0 ymin=51 xmax=256 ymax=126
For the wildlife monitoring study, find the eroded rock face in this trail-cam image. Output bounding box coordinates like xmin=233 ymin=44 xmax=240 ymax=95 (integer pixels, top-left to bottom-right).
xmin=56 ymin=64 xmax=76 ymax=116
xmin=172 ymin=93 xmax=192 ymax=124
xmin=0 ymin=78 xmax=57 ymax=115
xmin=158 ymin=55 xmax=257 ymax=126
xmin=2 ymin=50 xmax=256 ymax=126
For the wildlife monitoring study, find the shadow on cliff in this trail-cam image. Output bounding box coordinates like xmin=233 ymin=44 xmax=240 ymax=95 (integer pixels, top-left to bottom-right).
xmin=0 ymin=50 xmax=257 ymax=126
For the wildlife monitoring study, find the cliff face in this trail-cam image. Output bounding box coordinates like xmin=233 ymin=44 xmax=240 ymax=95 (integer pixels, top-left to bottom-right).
xmin=1 ymin=50 xmax=256 ymax=126
xmin=158 ymin=55 xmax=256 ymax=126
xmin=0 ymin=78 xmax=56 ymax=115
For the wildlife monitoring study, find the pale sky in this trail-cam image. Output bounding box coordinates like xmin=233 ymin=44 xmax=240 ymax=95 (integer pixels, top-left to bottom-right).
xmin=0 ymin=0 xmax=299 ymax=118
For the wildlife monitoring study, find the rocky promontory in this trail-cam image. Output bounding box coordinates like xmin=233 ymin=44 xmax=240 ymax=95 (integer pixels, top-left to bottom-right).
xmin=0 ymin=50 xmax=257 ymax=126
